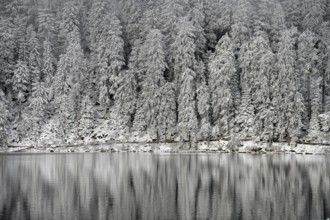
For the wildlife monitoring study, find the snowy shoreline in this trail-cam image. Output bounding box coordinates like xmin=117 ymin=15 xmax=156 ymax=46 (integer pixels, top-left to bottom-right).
xmin=2 ymin=140 xmax=330 ymax=155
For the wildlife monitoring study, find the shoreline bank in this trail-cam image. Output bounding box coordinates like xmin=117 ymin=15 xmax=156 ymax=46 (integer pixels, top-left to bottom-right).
xmin=2 ymin=140 xmax=330 ymax=154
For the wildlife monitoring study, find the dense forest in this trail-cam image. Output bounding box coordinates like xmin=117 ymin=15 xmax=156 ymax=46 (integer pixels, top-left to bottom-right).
xmin=0 ymin=0 xmax=330 ymax=147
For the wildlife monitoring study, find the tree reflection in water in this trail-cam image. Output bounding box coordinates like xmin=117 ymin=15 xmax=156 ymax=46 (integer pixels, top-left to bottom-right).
xmin=0 ymin=153 xmax=329 ymax=220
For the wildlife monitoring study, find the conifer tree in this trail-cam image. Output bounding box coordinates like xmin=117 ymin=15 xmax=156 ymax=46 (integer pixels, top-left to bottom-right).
xmin=0 ymin=18 xmax=16 ymax=92
xmin=209 ymin=34 xmax=236 ymax=138
xmin=302 ymin=0 xmax=326 ymax=32
xmin=274 ymin=28 xmax=305 ymax=144
xmin=42 ymin=38 xmax=55 ymax=101
xmin=0 ymin=90 xmax=10 ymax=147
xmin=297 ymin=30 xmax=320 ymax=136
xmin=231 ymin=0 xmax=253 ymax=49
xmin=28 ymin=29 xmax=41 ymax=86
xmin=97 ymin=14 xmax=125 ymax=109
xmin=133 ymin=29 xmax=167 ymax=139
xmin=236 ymin=38 xmax=255 ymax=138
xmin=189 ymin=1 xmax=206 ymax=59
xmin=158 ymin=82 xmax=177 ymax=142
xmin=249 ymin=32 xmax=276 ymax=139
xmin=115 ymin=70 xmax=137 ymax=132
xmin=37 ymin=9 xmax=57 ymax=39
xmin=12 ymin=60 xmax=29 ymax=107
xmin=282 ymin=0 xmax=303 ymax=28
xmin=78 ymin=94 xmax=95 ymax=138
xmin=173 ymin=19 xmax=198 ymax=146
xmin=29 ymin=81 xmax=47 ymax=139
xmin=197 ymin=82 xmax=211 ymax=141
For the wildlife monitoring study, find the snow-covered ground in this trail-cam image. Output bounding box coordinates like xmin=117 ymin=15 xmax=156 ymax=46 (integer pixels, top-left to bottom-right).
xmin=2 ymin=140 xmax=330 ymax=154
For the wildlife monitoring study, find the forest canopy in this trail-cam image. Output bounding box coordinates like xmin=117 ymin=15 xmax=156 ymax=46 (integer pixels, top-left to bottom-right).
xmin=0 ymin=0 xmax=330 ymax=147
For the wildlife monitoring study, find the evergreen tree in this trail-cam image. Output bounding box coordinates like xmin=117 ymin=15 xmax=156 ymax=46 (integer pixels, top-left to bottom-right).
xmin=297 ymin=30 xmax=321 ymax=136
xmin=0 ymin=18 xmax=16 ymax=92
xmin=60 ymin=1 xmax=80 ymax=43
xmin=29 ymin=81 xmax=47 ymax=139
xmin=236 ymin=38 xmax=255 ymax=138
xmin=173 ymin=19 xmax=198 ymax=146
xmin=231 ymin=0 xmax=253 ymax=49
xmin=133 ymin=29 xmax=167 ymax=139
xmin=217 ymin=0 xmax=234 ymax=33
xmin=97 ymin=14 xmax=125 ymax=109
xmin=12 ymin=60 xmax=29 ymax=106
xmin=0 ymin=90 xmax=10 ymax=147
xmin=37 ymin=8 xmax=57 ymax=39
xmin=209 ymin=34 xmax=236 ymax=138
xmin=115 ymin=70 xmax=137 ymax=132
xmin=203 ymin=0 xmax=221 ymax=49
xmin=282 ymin=0 xmax=303 ymax=29
xmin=302 ymin=0 xmax=326 ymax=32
xmin=53 ymin=54 xmax=71 ymax=138
xmin=188 ymin=2 xmax=207 ymax=59
xmin=28 ymin=29 xmax=41 ymax=86
xmin=173 ymin=19 xmax=196 ymax=89
xmin=42 ymin=38 xmax=55 ymax=101
xmin=249 ymin=31 xmax=276 ymax=140
xmin=197 ymin=82 xmax=211 ymax=141
xmin=78 ymin=94 xmax=95 ymax=138
xmin=178 ymin=68 xmax=198 ymax=146
xmin=274 ymin=28 xmax=305 ymax=144
xmin=121 ymin=0 xmax=142 ymax=47
xmin=158 ymin=82 xmax=177 ymax=142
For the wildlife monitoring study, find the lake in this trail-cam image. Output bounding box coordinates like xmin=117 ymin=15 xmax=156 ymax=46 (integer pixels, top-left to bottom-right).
xmin=0 ymin=153 xmax=329 ymax=220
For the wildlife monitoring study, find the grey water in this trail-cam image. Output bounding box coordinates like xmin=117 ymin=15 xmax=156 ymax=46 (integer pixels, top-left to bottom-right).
xmin=0 ymin=153 xmax=330 ymax=220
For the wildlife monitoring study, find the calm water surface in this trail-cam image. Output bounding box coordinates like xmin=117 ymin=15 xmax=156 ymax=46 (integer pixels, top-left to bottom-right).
xmin=0 ymin=153 xmax=329 ymax=220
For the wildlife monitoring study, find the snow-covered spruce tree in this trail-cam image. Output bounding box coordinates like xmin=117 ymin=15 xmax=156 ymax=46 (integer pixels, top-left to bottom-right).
xmin=158 ymin=0 xmax=183 ymax=82
xmin=114 ymin=70 xmax=137 ymax=132
xmin=236 ymin=38 xmax=255 ymax=138
xmin=0 ymin=90 xmax=10 ymax=147
xmin=97 ymin=14 xmax=125 ymax=111
xmin=230 ymin=0 xmax=253 ymax=49
xmin=139 ymin=2 xmax=162 ymax=40
xmin=158 ymin=82 xmax=177 ymax=142
xmin=37 ymin=8 xmax=57 ymax=40
xmin=217 ymin=0 xmax=234 ymax=33
xmin=29 ymin=81 xmax=47 ymax=141
xmin=56 ymin=1 xmax=87 ymax=139
xmin=249 ymin=31 xmax=276 ymax=141
xmin=282 ymin=0 xmax=303 ymax=29
xmin=297 ymin=30 xmax=321 ymax=137
xmin=53 ymin=54 xmax=71 ymax=138
xmin=173 ymin=19 xmax=198 ymax=147
xmin=203 ymin=0 xmax=221 ymax=49
xmin=209 ymin=34 xmax=236 ymax=139
xmin=42 ymin=38 xmax=55 ymax=102
xmin=133 ymin=29 xmax=167 ymax=140
xmin=53 ymin=36 xmax=85 ymax=140
xmin=274 ymin=28 xmax=305 ymax=144
xmin=120 ymin=0 xmax=142 ymax=47
xmin=289 ymin=92 xmax=305 ymax=145
xmin=87 ymin=0 xmax=107 ymax=63
xmin=173 ymin=19 xmax=196 ymax=90
xmin=12 ymin=60 xmax=29 ymax=111
xmin=0 ymin=18 xmax=16 ymax=92
xmin=268 ymin=2 xmax=286 ymax=50
xmin=196 ymin=82 xmax=211 ymax=141
xmin=188 ymin=1 xmax=207 ymax=59
xmin=60 ymin=1 xmax=80 ymax=44
xmin=325 ymin=45 xmax=330 ymax=113
xmin=301 ymin=0 xmax=326 ymax=32
xmin=78 ymin=94 xmax=95 ymax=139
xmin=27 ymin=28 xmax=41 ymax=86
xmin=66 ymin=40 xmax=86 ymax=124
